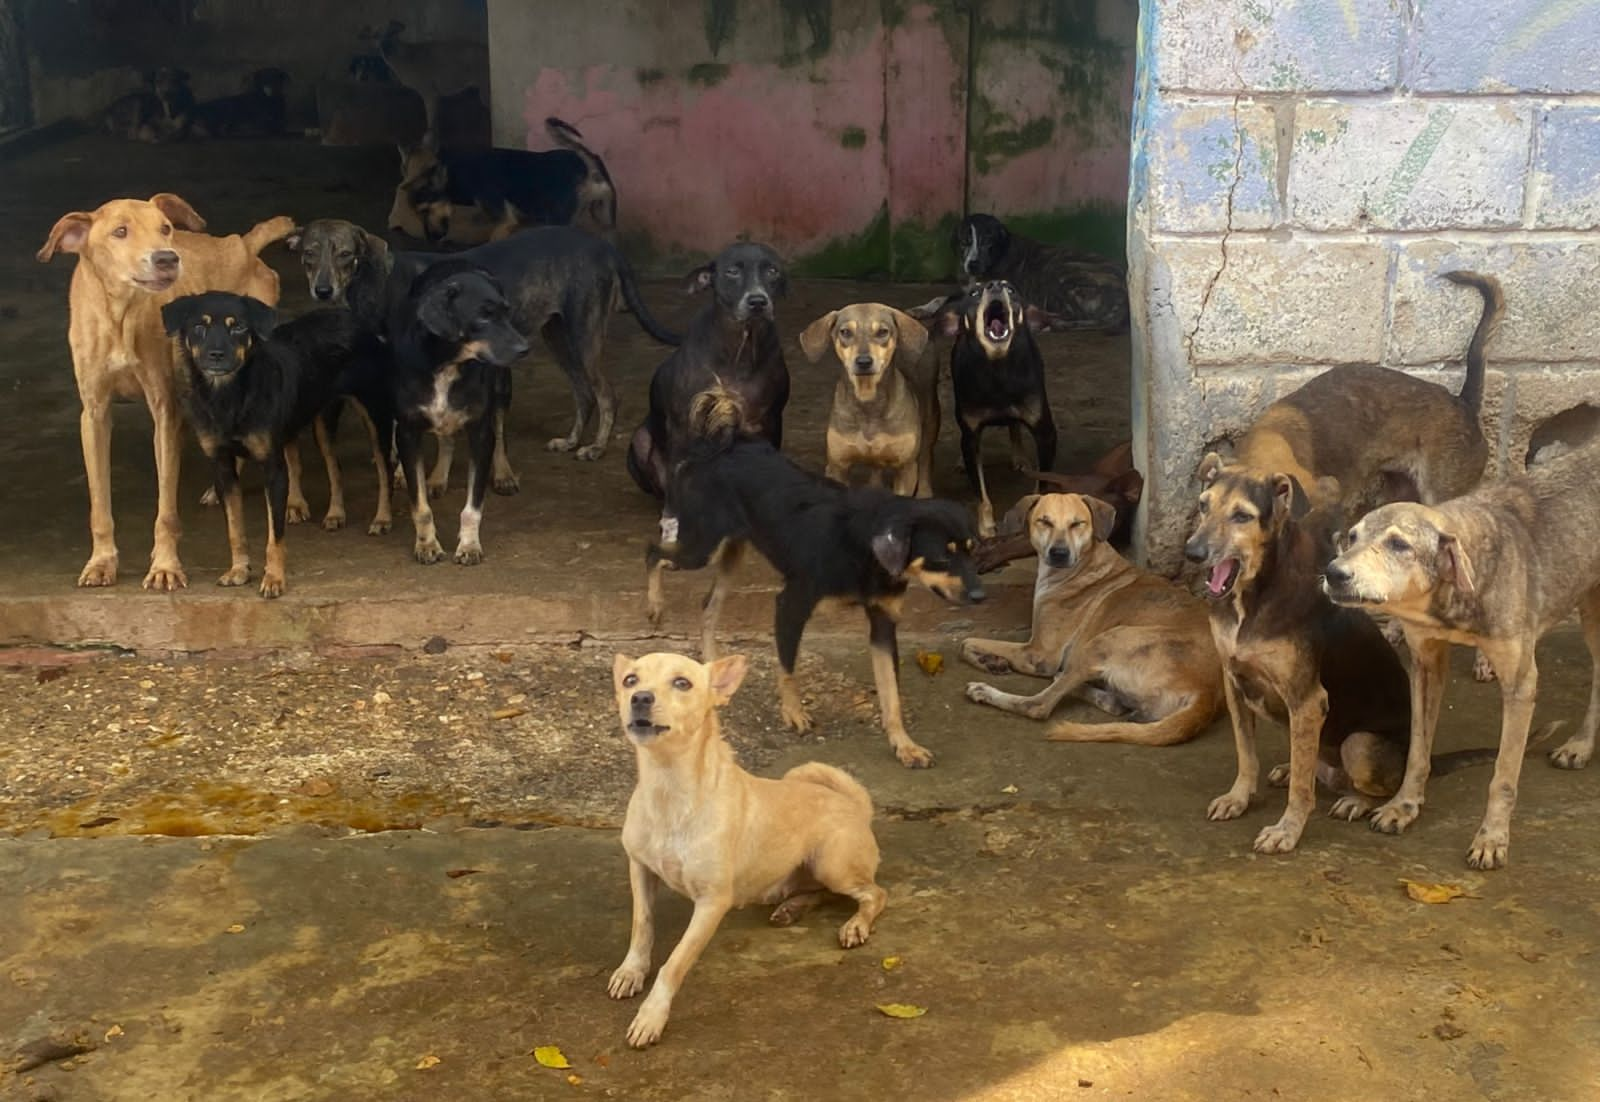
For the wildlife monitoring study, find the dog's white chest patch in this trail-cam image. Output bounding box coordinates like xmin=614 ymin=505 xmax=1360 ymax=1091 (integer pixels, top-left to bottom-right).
xmin=422 ymin=365 xmax=467 ymax=434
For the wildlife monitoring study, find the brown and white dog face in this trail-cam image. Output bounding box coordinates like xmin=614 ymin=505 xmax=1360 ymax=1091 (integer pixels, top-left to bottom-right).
xmin=1184 ymin=453 xmax=1304 ymax=600
xmin=288 ymin=218 xmax=389 ymax=304
xmin=1003 ymin=492 xmax=1117 ymax=572
xmin=36 ymin=193 xmax=207 ymax=293
xmin=1322 ymin=502 xmax=1472 ymax=613
xmin=799 ymin=303 xmax=928 ymax=402
xmin=613 ymin=651 xmax=748 ymax=750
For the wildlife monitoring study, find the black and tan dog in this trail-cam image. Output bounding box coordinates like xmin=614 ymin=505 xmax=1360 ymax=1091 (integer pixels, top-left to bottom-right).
xmin=933 ymin=281 xmax=1058 ymax=538
xmin=387 ymin=118 xmax=616 ymax=244
xmin=186 ymin=68 xmax=290 ymax=138
xmin=609 ymin=651 xmax=886 ymax=1048
xmin=955 ymin=213 xmax=1128 ymax=332
xmin=799 ymin=302 xmax=936 ymax=496
xmin=627 ymin=242 xmax=790 ymax=501
xmin=1323 ymin=443 xmax=1600 ymax=869
xmin=646 ymin=390 xmax=984 ymax=767
xmin=103 ymin=67 xmax=195 ymax=142
xmin=161 ymin=292 xmax=391 ymax=597
xmin=963 ymin=492 xmax=1222 ymax=745
xmin=388 ymin=260 xmax=529 ymax=566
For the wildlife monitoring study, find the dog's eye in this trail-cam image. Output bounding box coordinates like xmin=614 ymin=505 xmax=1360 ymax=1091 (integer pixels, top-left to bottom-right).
xmin=1070 ymin=520 xmax=1086 ymax=529
xmin=191 ymin=322 xmax=206 ymax=336
xmin=337 ymin=250 xmax=354 ymax=260
xmin=1036 ymin=516 xmax=1053 ymax=530
xmin=1231 ymin=510 xmax=1253 ymax=524
xmin=622 ymin=673 xmax=638 ymax=688
xmin=112 ymin=226 xmax=128 ymax=238
xmin=1385 ymin=536 xmax=1412 ymax=554
xmin=874 ymin=328 xmax=890 ymax=340
xmin=839 ymin=328 xmax=853 ymax=340
xmin=160 ymin=224 xmax=172 ymax=237
xmin=672 ymin=677 xmax=692 ymax=691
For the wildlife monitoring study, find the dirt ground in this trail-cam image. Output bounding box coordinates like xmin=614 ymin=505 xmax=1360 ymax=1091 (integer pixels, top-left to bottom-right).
xmin=4 ymin=134 xmax=1600 ymax=1102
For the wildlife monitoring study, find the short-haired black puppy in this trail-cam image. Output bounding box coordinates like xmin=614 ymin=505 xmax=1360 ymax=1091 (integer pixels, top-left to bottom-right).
xmin=626 ymin=241 xmax=790 ymax=501
xmin=388 ymin=260 xmax=529 ymax=566
xmin=162 ymin=292 xmax=392 ymax=597
xmin=646 ymin=390 xmax=984 ymax=768
xmin=935 ymin=280 xmax=1059 ymax=538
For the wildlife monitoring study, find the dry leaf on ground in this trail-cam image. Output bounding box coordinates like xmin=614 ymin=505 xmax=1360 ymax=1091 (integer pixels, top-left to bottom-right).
xmin=491 ymin=707 xmax=527 ymax=721
xmin=415 ymin=1055 xmax=441 ymax=1070
xmin=881 ymin=956 xmax=903 ymax=972
xmin=876 ymin=1003 xmax=927 ymax=1019
xmin=1400 ymin=879 xmax=1472 ymax=904
xmin=914 ymin=651 xmax=944 ymax=677
xmin=533 ymin=1045 xmax=571 ymax=1069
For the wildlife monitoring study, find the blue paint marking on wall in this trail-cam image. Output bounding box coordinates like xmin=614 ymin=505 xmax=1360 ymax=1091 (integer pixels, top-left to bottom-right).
xmin=1535 ymin=106 xmax=1600 ymax=226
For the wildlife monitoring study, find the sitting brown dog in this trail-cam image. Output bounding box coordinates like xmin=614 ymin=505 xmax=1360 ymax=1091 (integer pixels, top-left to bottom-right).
xmin=799 ymin=303 xmax=937 ymax=496
xmin=962 ymin=492 xmax=1222 ymax=744
xmin=608 ymin=652 xmax=887 ymax=1048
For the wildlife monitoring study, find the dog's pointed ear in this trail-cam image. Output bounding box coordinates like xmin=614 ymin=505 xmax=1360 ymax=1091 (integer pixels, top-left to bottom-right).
xmin=1437 ymin=532 xmax=1476 ymax=596
xmin=149 ymin=193 xmax=206 ymax=232
xmin=998 ymin=493 xmax=1041 ymax=538
xmin=870 ymin=516 xmax=913 ymax=575
xmin=902 ymin=295 xmax=946 ymax=322
xmin=243 ymin=296 xmax=278 ymax=339
xmin=682 ymin=262 xmax=715 ymax=295
xmin=707 ymin=654 xmax=748 ymax=704
xmin=1085 ymin=495 xmax=1118 ymax=542
xmin=1197 ymin=452 xmax=1226 ymax=486
xmin=361 ymin=229 xmax=391 ymax=268
xmin=612 ymin=653 xmax=634 ymax=691
xmin=798 ymin=311 xmax=838 ymax=363
xmin=1270 ymin=473 xmax=1309 ymax=522
xmin=889 ymin=307 xmax=929 ymax=361
xmin=160 ymin=295 xmax=197 ymax=337
xmin=37 ymin=212 xmax=93 ymax=262
xmin=939 ymin=302 xmax=965 ymax=340
xmin=418 ymin=280 xmax=462 ymax=340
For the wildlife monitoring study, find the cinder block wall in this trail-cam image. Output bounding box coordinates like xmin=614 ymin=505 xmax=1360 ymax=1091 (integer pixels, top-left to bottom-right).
xmin=1128 ymin=0 xmax=1600 ymax=570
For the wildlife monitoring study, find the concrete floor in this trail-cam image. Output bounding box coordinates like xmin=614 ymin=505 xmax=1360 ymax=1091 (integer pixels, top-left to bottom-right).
xmin=4 ymin=135 xmax=1600 ymax=1102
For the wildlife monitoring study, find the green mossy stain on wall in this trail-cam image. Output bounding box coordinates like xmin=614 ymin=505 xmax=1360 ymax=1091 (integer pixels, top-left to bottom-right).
xmin=703 ymin=0 xmax=737 ymax=57
xmin=635 ymin=68 xmax=666 ymax=87
xmin=839 ymin=125 xmax=867 ymax=149
xmin=890 ymin=213 xmax=961 ymax=281
xmin=1003 ymin=205 xmax=1128 ymax=265
xmin=687 ymin=62 xmax=732 ymax=88
xmin=791 ymin=206 xmax=892 ymax=279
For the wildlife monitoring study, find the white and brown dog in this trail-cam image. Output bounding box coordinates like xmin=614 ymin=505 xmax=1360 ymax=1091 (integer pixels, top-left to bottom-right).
xmin=608 ymin=652 xmax=887 ymax=1048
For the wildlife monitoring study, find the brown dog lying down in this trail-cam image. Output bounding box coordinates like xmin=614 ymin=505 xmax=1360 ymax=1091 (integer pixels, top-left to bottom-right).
xmin=608 ymin=652 xmax=887 ymax=1048
xmin=962 ymin=493 xmax=1222 ymax=744
xmin=1323 ymin=441 xmax=1600 ymax=869
xmin=972 ymin=441 xmax=1143 ymax=571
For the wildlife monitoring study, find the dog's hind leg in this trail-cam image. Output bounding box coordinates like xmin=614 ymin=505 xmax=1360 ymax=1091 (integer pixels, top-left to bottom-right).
xmin=283 ymin=439 xmax=311 ymax=524
xmin=542 ymin=317 xmax=599 ymax=459
xmin=1008 ymin=425 xmax=1029 ymax=472
xmin=353 ymin=402 xmax=393 ymax=535
xmin=1031 ymin=408 xmax=1058 ymax=477
xmin=570 ymin=302 xmax=616 ymax=462
xmin=313 ymin=413 xmax=347 ymax=531
xmin=868 ymin=603 xmax=933 ymax=767
xmin=427 ymin=431 xmax=454 ymax=499
xmin=699 ymin=540 xmax=744 ymax=662
xmin=965 ymin=646 xmax=1082 ymax=722
xmin=490 ymin=367 xmax=519 ymax=494
xmin=1550 ymin=586 xmax=1600 ymax=770
xmin=810 ymin=843 xmax=887 ymax=948
xmin=775 ymin=585 xmax=819 ymax=732
xmin=1467 ymin=639 xmax=1538 ymax=869
xmin=1329 ymin=731 xmax=1406 ymax=820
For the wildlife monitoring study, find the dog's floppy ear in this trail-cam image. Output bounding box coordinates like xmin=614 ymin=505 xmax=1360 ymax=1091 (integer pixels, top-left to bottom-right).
xmin=682 ymin=262 xmax=715 ymax=295
xmin=417 ymin=279 xmax=463 ymax=340
xmin=242 ymin=296 xmax=278 ymax=339
xmin=1270 ymin=473 xmax=1309 ymax=522
xmin=870 ymin=515 xmax=913 ymax=575
xmin=37 ymin=212 xmax=93 ymax=262
xmin=998 ymin=493 xmax=1041 ymax=538
xmin=1084 ymin=495 xmax=1118 ymax=542
xmin=285 ymin=226 xmax=305 ymax=252
xmin=1197 ymin=451 xmax=1226 ymax=486
xmin=1436 ymin=532 xmax=1476 ymax=597
xmin=361 ymin=229 xmax=391 ymax=268
xmin=889 ymin=307 xmax=929 ymax=361
xmin=612 ymin=653 xmax=634 ymax=692
xmin=160 ymin=295 xmax=200 ymax=337
xmin=798 ymin=311 xmax=838 ymax=364
xmin=149 ymin=193 xmax=206 ymax=232
xmin=707 ymin=654 xmax=748 ymax=705
xmin=938 ymin=301 xmax=965 ymax=340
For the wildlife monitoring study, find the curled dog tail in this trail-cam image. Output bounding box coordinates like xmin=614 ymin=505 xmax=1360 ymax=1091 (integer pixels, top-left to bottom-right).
xmin=1045 ymin=693 xmax=1215 ymax=747
xmin=1441 ymin=270 xmax=1503 ymax=417
xmin=782 ymin=762 xmax=874 ymax=819
xmin=614 ymin=247 xmax=681 ymax=345
xmin=1431 ymin=720 xmax=1561 ymax=777
xmin=688 ymin=386 xmax=745 ymax=446
xmin=242 ymin=215 xmax=297 ymax=256
xmin=545 ymin=116 xmax=618 ymax=235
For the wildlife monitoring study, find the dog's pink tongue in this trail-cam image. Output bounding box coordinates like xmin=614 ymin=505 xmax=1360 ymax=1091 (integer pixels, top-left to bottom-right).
xmin=1208 ymin=560 xmax=1233 ymax=595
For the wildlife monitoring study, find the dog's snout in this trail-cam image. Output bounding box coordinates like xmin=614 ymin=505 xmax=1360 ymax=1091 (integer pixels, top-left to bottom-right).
xmin=630 ymin=690 xmax=655 ymax=710
xmin=1183 ymin=539 xmax=1208 ymax=563
xmin=1324 ymin=561 xmax=1351 ymax=586
xmin=151 ymin=250 xmax=179 ymax=271
xmin=1046 ymin=545 xmax=1073 ymax=567
xmin=745 ymin=293 xmax=769 ymax=311
xmin=853 ymin=354 xmax=874 ymax=372
xmin=312 ymin=283 xmax=334 ymax=301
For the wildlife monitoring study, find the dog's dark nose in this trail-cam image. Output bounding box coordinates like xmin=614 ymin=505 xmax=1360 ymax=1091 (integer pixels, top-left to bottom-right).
xmin=1046 ymin=547 xmax=1073 ymax=567
xmin=151 ymin=250 xmax=179 ymax=271
xmin=312 ymin=284 xmax=334 ymax=301
xmin=854 ymin=354 xmax=874 ymax=372
xmin=1324 ymin=561 xmax=1351 ymax=586
xmin=745 ymin=293 xmax=769 ymax=311
xmin=630 ymin=690 xmax=654 ymax=710
xmin=1184 ymin=539 xmax=1207 ymax=563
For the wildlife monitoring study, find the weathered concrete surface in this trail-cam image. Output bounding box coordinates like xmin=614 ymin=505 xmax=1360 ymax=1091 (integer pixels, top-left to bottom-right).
xmin=1145 ymin=98 xmax=1280 ymax=233
xmin=4 ymin=635 xmax=1600 ymax=1101
xmin=1152 ymin=0 xmax=1403 ymax=93
xmin=1531 ymin=106 xmax=1600 ymax=230
xmin=1407 ymin=0 xmax=1600 ymax=94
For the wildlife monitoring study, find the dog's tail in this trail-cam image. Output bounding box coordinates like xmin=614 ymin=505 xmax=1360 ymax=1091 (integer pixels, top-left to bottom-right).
xmin=1441 ymin=270 xmax=1503 ymax=417
xmin=782 ymin=762 xmax=874 ymax=818
xmin=614 ymin=248 xmax=681 ymax=345
xmin=1044 ymin=692 xmax=1215 ymax=747
xmin=1430 ymin=721 xmax=1561 ymax=777
xmin=688 ymin=386 xmax=745 ymax=447
xmin=546 ymin=116 xmax=618 ymax=235
xmin=242 ymin=215 xmax=297 ymax=256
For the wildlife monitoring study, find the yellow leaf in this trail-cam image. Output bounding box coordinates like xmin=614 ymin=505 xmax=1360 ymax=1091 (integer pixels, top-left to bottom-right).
xmin=104 ymin=1025 xmax=124 ymax=1041
xmin=1400 ymin=879 xmax=1471 ymax=905
xmin=534 ymin=1045 xmax=571 ymax=1069
xmin=492 ymin=707 xmax=527 ymax=721
xmin=567 ymin=1074 xmax=584 ymax=1086
xmin=876 ymin=1003 xmax=927 ymax=1019
xmin=1001 ymin=784 xmax=1019 ymax=795
xmin=225 ymin=924 xmax=245 ymax=934
xmin=881 ymin=956 xmax=902 ymax=972
xmin=914 ymin=650 xmax=944 ymax=677
xmin=415 ymin=1055 xmax=441 ymax=1070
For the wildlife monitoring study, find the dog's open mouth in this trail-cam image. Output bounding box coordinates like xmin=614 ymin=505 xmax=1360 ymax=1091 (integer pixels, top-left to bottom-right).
xmin=626 ymin=717 xmax=669 ymax=738
xmin=1205 ymin=558 xmax=1240 ymax=598
xmin=134 ymin=275 xmax=177 ymax=292
xmin=983 ymin=301 xmax=1011 ymax=342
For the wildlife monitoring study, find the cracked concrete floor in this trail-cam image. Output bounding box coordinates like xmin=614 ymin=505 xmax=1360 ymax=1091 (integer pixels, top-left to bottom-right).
xmin=4 ymin=634 xmax=1600 ymax=1101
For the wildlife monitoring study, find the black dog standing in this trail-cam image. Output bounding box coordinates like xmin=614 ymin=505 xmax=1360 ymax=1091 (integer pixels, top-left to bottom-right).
xmin=388 ymin=261 xmax=529 ymax=566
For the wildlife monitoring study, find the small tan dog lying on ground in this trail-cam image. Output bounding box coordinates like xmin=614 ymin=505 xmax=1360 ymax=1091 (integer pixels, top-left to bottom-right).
xmin=608 ymin=652 xmax=887 ymax=1048
xmin=1323 ymin=442 xmax=1600 ymax=869
xmin=962 ymin=493 xmax=1222 ymax=743
xmin=799 ymin=303 xmax=938 ymax=496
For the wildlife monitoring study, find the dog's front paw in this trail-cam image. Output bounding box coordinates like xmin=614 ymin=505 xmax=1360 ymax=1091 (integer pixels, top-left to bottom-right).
xmin=78 ymin=554 xmax=119 ymax=588
xmin=608 ymin=962 xmax=647 ymax=1000
xmin=491 ymin=469 xmax=520 ymax=494
xmin=1329 ymin=795 xmax=1377 ymax=821
xmin=1253 ymin=817 xmax=1305 ymax=854
xmin=1266 ymin=763 xmax=1290 ymax=788
xmin=838 ymin=915 xmax=873 ymax=948
xmin=367 ymin=516 xmax=391 ymax=536
xmin=1206 ymin=787 xmax=1252 ymax=821
xmin=1369 ymin=797 xmax=1420 ymax=835
xmin=1472 ymin=650 xmax=1497 ymax=683
xmin=575 ymin=444 xmax=606 ymax=462
xmin=1466 ymin=827 xmax=1509 ymax=870
xmin=545 ymin=436 xmax=577 ymax=454
xmin=259 ymin=571 xmax=285 ymax=599
xmin=414 ymin=538 xmax=446 ymax=565
xmin=626 ymin=996 xmax=671 ymax=1049
xmin=425 ymin=480 xmax=447 ymax=501
xmin=199 ymin=486 xmax=220 ymax=507
xmin=322 ymin=509 xmax=346 ymax=532
xmin=781 ymin=699 xmax=813 ymax=732
xmin=217 ymin=564 xmax=250 ymax=587
xmin=1549 ymin=736 xmax=1594 ymax=770
xmin=142 ymin=560 xmax=188 ymax=592
xmin=454 ymin=542 xmax=483 ymax=566
xmin=895 ymin=741 xmax=935 ymax=769
xmin=964 ymin=681 xmax=998 ymax=707
xmin=286 ymin=498 xmax=311 ymax=525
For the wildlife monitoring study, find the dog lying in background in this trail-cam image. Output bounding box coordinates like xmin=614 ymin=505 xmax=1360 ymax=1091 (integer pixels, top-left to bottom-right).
xmin=389 ymin=260 xmax=529 ymax=565
xmin=162 ymin=292 xmax=391 ymax=596
xmin=37 ymin=194 xmax=293 ymax=590
xmin=187 ymin=68 xmax=290 ymax=138
xmin=103 ymin=67 xmax=194 ymax=142
xmin=387 ymin=118 xmax=616 ymax=244
xmin=800 ymin=303 xmax=936 ymax=497
xmin=955 ymin=213 xmax=1128 ymax=333
xmin=608 ymin=651 xmax=886 ymax=1048
xmin=963 ymin=492 xmax=1222 ymax=745
xmin=646 ymin=389 xmax=983 ymax=767
xmin=1323 ymin=442 xmax=1600 ymax=869
xmin=628 ymin=242 xmax=789 ymax=502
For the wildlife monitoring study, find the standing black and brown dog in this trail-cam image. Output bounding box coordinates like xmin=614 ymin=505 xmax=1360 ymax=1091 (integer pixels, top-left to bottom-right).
xmin=646 ymin=390 xmax=984 ymax=767
xmin=935 ymin=281 xmax=1058 ymax=538
xmin=627 ymin=242 xmax=790 ymax=501
xmin=388 ymin=260 xmax=529 ymax=566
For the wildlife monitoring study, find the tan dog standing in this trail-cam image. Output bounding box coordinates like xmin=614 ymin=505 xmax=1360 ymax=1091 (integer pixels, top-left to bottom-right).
xmin=1323 ymin=443 xmax=1600 ymax=868
xmin=799 ymin=303 xmax=938 ymax=497
xmin=609 ymin=652 xmax=887 ymax=1048
xmin=963 ymin=493 xmax=1222 ymax=744
xmin=37 ymin=194 xmax=292 ymax=590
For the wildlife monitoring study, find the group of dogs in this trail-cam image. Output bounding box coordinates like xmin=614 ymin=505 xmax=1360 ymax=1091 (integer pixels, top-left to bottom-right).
xmin=104 ymin=66 xmax=291 ymax=143
xmin=36 ymin=126 xmax=1600 ymax=1050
